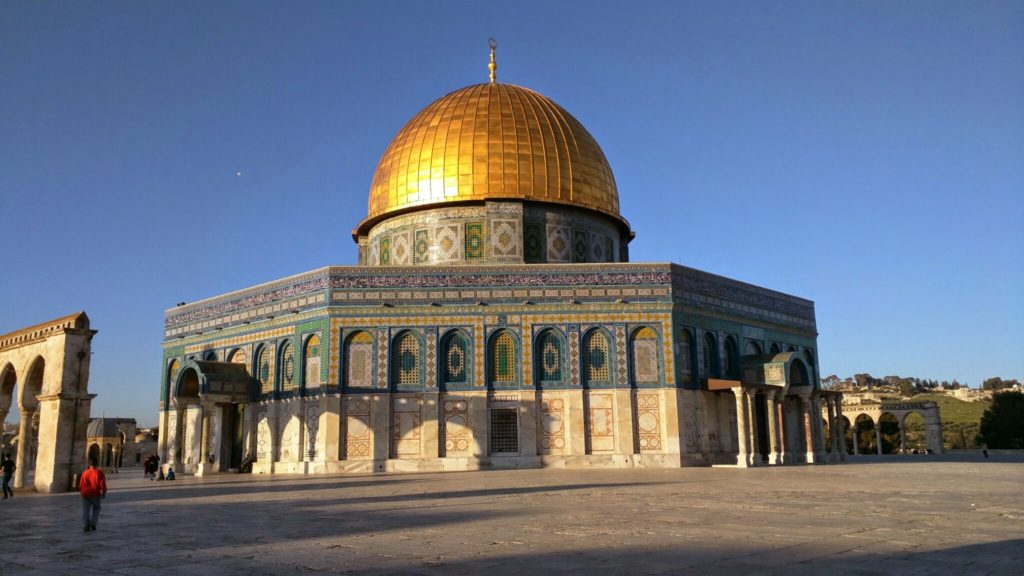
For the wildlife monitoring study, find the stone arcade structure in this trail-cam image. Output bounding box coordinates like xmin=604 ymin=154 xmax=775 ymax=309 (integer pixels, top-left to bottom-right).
xmin=159 ymin=47 xmax=840 ymax=476
xmin=837 ymin=401 xmax=944 ymax=455
xmin=0 ymin=312 xmax=96 ymax=493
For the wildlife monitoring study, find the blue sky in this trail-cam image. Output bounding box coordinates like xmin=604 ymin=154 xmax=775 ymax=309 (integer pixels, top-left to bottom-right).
xmin=1 ymin=2 xmax=1021 ymax=427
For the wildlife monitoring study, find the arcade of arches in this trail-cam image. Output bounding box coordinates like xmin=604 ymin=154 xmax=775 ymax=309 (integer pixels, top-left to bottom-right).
xmin=834 ymin=402 xmax=944 ymax=455
xmin=0 ymin=312 xmax=96 ymax=493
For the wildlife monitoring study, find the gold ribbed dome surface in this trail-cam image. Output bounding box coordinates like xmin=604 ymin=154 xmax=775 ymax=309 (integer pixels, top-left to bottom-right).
xmin=358 ymin=83 xmax=622 ymax=234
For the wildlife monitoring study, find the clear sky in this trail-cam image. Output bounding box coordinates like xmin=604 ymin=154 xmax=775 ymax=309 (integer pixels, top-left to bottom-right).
xmin=1 ymin=2 xmax=1021 ymax=427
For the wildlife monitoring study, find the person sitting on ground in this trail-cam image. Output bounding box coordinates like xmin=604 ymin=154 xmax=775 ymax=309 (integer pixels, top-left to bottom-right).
xmin=165 ymin=467 xmax=175 ymax=481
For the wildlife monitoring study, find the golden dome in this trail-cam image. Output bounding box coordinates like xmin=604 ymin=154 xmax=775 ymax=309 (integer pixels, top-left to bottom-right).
xmin=356 ymin=82 xmax=625 ymax=236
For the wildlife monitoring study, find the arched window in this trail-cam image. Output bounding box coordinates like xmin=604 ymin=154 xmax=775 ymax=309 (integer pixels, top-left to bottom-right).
xmin=228 ymin=349 xmax=247 ymax=365
xmin=344 ymin=331 xmax=374 ymax=388
xmin=304 ymin=335 xmax=321 ymax=389
xmin=583 ymin=329 xmax=611 ymax=387
xmin=391 ymin=331 xmax=422 ymax=389
xmin=679 ymin=329 xmax=696 ymax=385
xmin=279 ymin=341 xmax=296 ymax=392
xmin=746 ymin=341 xmax=762 ymax=356
xmin=167 ymin=359 xmax=180 ymax=390
xmin=441 ymin=330 xmax=470 ymax=388
xmin=769 ymin=342 xmax=781 ymax=354
xmin=535 ymin=329 xmax=564 ymax=385
xmin=724 ymin=336 xmax=739 ymax=379
xmin=489 ymin=330 xmax=517 ymax=386
xmin=256 ymin=345 xmax=273 ymax=394
xmin=630 ymin=327 xmax=660 ymax=385
xmin=203 ymin=350 xmax=217 ymax=361
xmin=703 ymin=332 xmax=720 ymax=379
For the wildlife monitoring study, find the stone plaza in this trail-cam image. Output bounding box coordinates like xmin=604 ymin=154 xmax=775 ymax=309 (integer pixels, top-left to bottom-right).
xmin=1 ymin=456 xmax=1021 ymax=575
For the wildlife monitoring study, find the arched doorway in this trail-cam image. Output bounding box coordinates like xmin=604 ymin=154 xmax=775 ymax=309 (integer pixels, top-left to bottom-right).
xmin=903 ymin=412 xmax=927 ymax=453
xmin=841 ymin=416 xmax=854 ymax=454
xmin=174 ymin=366 xmax=201 ymax=472
xmin=878 ymin=412 xmax=900 ymax=454
xmin=854 ymin=414 xmax=877 ymax=454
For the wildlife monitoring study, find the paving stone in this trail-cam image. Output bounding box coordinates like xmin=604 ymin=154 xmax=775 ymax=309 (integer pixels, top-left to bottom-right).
xmin=0 ymin=458 xmax=1022 ymax=575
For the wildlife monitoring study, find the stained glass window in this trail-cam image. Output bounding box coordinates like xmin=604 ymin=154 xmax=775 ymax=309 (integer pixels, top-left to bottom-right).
xmin=584 ymin=330 xmax=610 ymax=384
xmin=631 ymin=327 xmax=659 ymax=385
xmin=537 ymin=331 xmax=562 ymax=382
xmin=392 ymin=332 xmax=421 ymax=388
xmin=346 ymin=331 xmax=374 ymax=388
xmin=443 ymin=331 xmax=469 ymax=385
xmin=490 ymin=330 xmax=516 ymax=384
xmin=304 ymin=335 xmax=321 ymax=388
xmin=279 ymin=342 xmax=295 ymax=392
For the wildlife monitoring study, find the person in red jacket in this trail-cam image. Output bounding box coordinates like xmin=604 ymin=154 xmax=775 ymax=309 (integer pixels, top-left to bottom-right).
xmin=79 ymin=457 xmax=107 ymax=532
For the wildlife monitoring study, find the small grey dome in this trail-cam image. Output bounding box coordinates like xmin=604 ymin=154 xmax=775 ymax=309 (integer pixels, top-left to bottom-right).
xmin=87 ymin=418 xmax=120 ymax=438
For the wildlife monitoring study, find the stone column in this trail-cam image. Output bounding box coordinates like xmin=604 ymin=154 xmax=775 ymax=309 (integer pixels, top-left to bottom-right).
xmin=13 ymin=407 xmax=35 ymax=488
xmin=733 ymin=388 xmax=750 ymax=467
xmin=748 ymin=391 xmax=761 ymax=466
xmin=825 ymin=396 xmax=839 ymax=463
xmin=835 ymin=394 xmax=847 ymax=461
xmin=875 ymin=427 xmax=883 ymax=455
xmin=765 ymin=390 xmax=780 ymax=465
xmin=173 ymin=403 xmax=186 ymax=468
xmin=899 ymin=417 xmax=907 ymax=454
xmin=800 ymin=394 xmax=816 ymax=464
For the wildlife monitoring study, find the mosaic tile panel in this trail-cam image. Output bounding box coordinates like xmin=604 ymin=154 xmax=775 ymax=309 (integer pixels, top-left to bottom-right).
xmin=443 ymin=331 xmax=469 ymax=387
xmin=547 ymin=225 xmax=570 ymax=262
xmin=434 ymin=224 xmax=462 ymax=262
xmin=379 ymin=236 xmax=391 ymax=266
xmin=391 ymin=231 xmax=412 ymax=266
xmin=523 ymin=222 xmax=543 ymax=262
xmin=572 ymin=229 xmax=588 ymax=263
xmin=465 ymin=222 xmax=484 ymax=260
xmin=376 ymin=329 xmax=389 ymax=388
xmin=304 ymin=397 xmax=321 ymax=458
xmin=414 ymin=229 xmax=429 ymax=264
xmin=615 ymin=326 xmax=627 ymax=386
xmin=490 ymin=219 xmax=520 ymax=258
xmin=584 ymin=330 xmax=611 ymax=384
xmin=591 ymin=233 xmax=606 ymax=262
xmin=538 ymin=397 xmax=566 ymax=453
xmin=344 ymin=397 xmax=371 ymax=459
xmin=425 ymin=327 xmax=437 ymax=388
xmin=604 ymin=237 xmax=614 ymax=263
xmin=635 ymin=392 xmax=662 ymax=452
xmin=257 ymin=345 xmax=275 ymax=394
xmin=568 ymin=327 xmax=580 ymax=386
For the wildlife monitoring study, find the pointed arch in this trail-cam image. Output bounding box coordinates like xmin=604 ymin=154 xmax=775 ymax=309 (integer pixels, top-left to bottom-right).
xmin=534 ymin=328 xmax=565 ymax=387
xmin=582 ymin=327 xmax=613 ymax=388
xmin=487 ymin=329 xmax=519 ymax=388
xmin=745 ymin=340 xmax=762 ymax=356
xmin=629 ymin=326 xmax=660 ymax=386
xmin=391 ymin=330 xmax=424 ymax=390
xmin=254 ymin=344 xmax=274 ymax=394
xmin=723 ymin=336 xmax=739 ymax=379
xmin=343 ymin=331 xmax=375 ymax=389
xmin=279 ymin=340 xmax=296 ymax=393
xmin=702 ymin=332 xmax=719 ymax=380
xmin=227 ymin=348 xmax=247 ymax=365
xmin=20 ymin=356 xmax=45 ymax=408
xmin=303 ymin=334 xmax=322 ymax=390
xmin=678 ymin=328 xmax=697 ymax=386
xmin=440 ymin=329 xmax=471 ymax=390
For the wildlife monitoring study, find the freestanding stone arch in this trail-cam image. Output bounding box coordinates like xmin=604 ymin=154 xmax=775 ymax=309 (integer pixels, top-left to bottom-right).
xmin=0 ymin=312 xmax=96 ymax=493
xmin=827 ymin=401 xmax=943 ymax=455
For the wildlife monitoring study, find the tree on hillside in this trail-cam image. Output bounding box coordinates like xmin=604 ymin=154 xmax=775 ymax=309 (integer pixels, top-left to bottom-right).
xmin=978 ymin=391 xmax=1024 ymax=449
